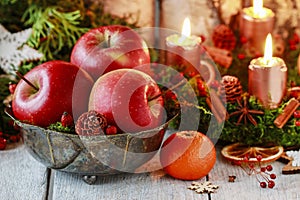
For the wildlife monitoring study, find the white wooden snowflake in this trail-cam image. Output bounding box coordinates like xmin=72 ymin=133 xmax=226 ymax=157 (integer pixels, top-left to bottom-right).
xmin=0 ymin=24 xmax=43 ymax=75
xmin=286 ymin=150 xmax=300 ymax=167
xmin=188 ymin=181 xmax=219 ymax=194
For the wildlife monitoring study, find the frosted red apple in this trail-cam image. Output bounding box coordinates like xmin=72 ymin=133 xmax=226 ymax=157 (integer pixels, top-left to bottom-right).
xmin=89 ymin=69 xmax=166 ymax=133
xmin=12 ymin=60 xmax=94 ymax=127
xmin=70 ymin=25 xmax=150 ymax=80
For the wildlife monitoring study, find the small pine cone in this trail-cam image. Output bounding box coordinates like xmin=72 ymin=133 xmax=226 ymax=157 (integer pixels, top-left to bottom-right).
xmin=75 ymin=110 xmax=108 ymax=136
xmin=221 ymin=75 xmax=243 ymax=103
xmin=212 ymin=24 xmax=236 ymax=51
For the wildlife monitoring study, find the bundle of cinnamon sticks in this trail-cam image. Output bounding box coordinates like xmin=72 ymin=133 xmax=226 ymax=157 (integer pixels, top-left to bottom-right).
xmin=274 ymin=98 xmax=300 ymax=128
xmin=204 ymin=46 xmax=233 ymax=69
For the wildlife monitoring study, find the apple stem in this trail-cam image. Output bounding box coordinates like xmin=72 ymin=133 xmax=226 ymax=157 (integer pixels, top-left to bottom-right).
xmin=15 ymin=71 xmax=39 ymax=91
xmin=148 ymin=79 xmax=187 ymax=102
xmin=107 ymin=35 xmax=111 ymax=47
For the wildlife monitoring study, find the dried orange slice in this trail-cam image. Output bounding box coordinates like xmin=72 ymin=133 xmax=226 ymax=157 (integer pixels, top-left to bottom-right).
xmin=221 ymin=143 xmax=284 ymax=163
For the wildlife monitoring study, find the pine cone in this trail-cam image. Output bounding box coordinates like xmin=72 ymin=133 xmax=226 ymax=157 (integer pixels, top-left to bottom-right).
xmin=221 ymin=75 xmax=243 ymax=103
xmin=212 ymin=24 xmax=236 ymax=51
xmin=75 ymin=110 xmax=108 ymax=136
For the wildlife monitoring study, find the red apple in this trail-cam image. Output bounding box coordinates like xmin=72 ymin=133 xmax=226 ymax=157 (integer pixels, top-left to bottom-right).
xmin=88 ymin=68 xmax=166 ymax=133
xmin=70 ymin=25 xmax=150 ymax=80
xmin=12 ymin=60 xmax=94 ymax=127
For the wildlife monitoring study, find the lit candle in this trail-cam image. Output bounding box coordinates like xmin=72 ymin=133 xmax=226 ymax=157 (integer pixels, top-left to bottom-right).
xmin=165 ymin=17 xmax=202 ymax=74
xmin=240 ymin=0 xmax=275 ymax=54
xmin=248 ymin=34 xmax=287 ymax=109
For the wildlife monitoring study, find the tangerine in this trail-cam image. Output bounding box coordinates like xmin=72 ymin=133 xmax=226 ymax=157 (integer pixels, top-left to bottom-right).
xmin=160 ymin=131 xmax=216 ymax=180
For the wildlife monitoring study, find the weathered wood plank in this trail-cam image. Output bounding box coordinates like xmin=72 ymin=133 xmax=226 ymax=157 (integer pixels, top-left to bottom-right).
xmin=51 ymin=170 xmax=209 ymax=200
xmin=209 ymin=147 xmax=300 ymax=200
xmin=0 ymin=143 xmax=49 ymax=200
xmin=50 ymin=154 xmax=210 ymax=200
xmin=50 ymin=130 xmax=209 ymax=199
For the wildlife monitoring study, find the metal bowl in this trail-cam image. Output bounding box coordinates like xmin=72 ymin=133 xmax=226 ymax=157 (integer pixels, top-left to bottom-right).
xmin=5 ymin=108 xmax=177 ymax=176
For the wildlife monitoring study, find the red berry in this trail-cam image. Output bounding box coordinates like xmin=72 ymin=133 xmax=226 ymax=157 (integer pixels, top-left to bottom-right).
xmin=268 ymin=180 xmax=275 ymax=188
xmin=295 ymin=121 xmax=300 ymax=127
xmin=199 ymin=35 xmax=206 ymax=43
xmin=256 ymin=155 xmax=263 ymax=162
xmin=0 ymin=138 xmax=7 ymax=150
xmin=293 ymin=33 xmax=300 ymax=43
xmin=294 ymin=110 xmax=300 ymax=118
xmin=260 ymin=167 xmax=266 ymax=172
xmin=105 ymin=125 xmax=118 ymax=135
xmin=8 ymin=83 xmax=17 ymax=94
xmin=233 ymin=160 xmax=242 ymax=166
xmin=270 ymin=173 xmax=276 ymax=179
xmin=164 ymin=91 xmax=177 ymax=101
xmin=197 ymin=79 xmax=207 ymax=96
xmin=61 ymin=112 xmax=74 ymax=127
xmin=40 ymin=37 xmax=48 ymax=43
xmin=254 ymin=52 xmax=263 ymax=58
xmin=243 ymin=155 xmax=249 ymax=162
xmin=187 ymin=71 xmax=196 ymax=78
xmin=249 ymin=163 xmax=255 ymax=169
xmin=266 ymin=165 xmax=273 ymax=171
xmin=237 ymin=53 xmax=246 ymax=60
xmin=289 ymin=39 xmax=296 ymax=46
xmin=9 ymin=135 xmax=21 ymax=143
xmin=260 ymin=182 xmax=267 ymax=188
xmin=290 ymin=45 xmax=297 ymax=51
xmin=240 ymin=36 xmax=248 ymax=44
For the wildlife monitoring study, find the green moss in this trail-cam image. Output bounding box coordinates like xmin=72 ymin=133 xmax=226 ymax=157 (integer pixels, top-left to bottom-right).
xmin=47 ymin=122 xmax=75 ymax=134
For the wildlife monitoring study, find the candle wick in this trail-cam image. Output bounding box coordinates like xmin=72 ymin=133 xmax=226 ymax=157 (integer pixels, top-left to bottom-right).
xmin=263 ymin=58 xmax=270 ymax=65
xmin=178 ymin=35 xmax=186 ymax=45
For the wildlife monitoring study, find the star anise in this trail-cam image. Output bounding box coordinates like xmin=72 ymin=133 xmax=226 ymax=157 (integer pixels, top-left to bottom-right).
xmin=228 ymin=96 xmax=264 ymax=126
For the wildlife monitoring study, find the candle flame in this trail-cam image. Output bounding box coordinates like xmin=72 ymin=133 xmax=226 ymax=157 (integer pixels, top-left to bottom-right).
xmin=264 ymin=33 xmax=273 ymax=61
xmin=253 ymin=0 xmax=265 ymax=18
xmin=181 ymin=17 xmax=191 ymax=37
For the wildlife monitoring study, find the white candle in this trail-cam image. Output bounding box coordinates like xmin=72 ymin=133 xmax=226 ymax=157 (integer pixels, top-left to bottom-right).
xmin=252 ymin=34 xmax=284 ymax=67
xmin=240 ymin=0 xmax=275 ymax=54
xmin=166 ymin=18 xmax=201 ymax=49
xmin=248 ymin=34 xmax=287 ymax=109
xmin=165 ymin=17 xmax=201 ymax=74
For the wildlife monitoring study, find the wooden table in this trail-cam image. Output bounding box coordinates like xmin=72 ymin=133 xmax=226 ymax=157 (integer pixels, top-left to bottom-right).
xmin=1 ymin=142 xmax=300 ymax=200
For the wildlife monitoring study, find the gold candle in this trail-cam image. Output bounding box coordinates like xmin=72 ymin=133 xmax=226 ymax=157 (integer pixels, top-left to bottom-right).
xmin=240 ymin=0 xmax=275 ymax=54
xmin=248 ymin=34 xmax=287 ymax=109
xmin=165 ymin=17 xmax=202 ymax=75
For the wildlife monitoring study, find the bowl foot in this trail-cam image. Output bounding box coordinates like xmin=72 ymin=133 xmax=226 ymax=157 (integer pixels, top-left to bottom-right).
xmin=82 ymin=175 xmax=97 ymax=185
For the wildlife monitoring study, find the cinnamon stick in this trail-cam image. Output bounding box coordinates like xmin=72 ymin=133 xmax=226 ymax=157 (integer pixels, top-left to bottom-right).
xmin=206 ymin=97 xmax=222 ymax=123
xmin=274 ymin=98 xmax=300 ymax=128
xmin=148 ymin=78 xmax=187 ymax=102
xmin=206 ymin=90 xmax=228 ymax=123
xmin=204 ymin=46 xmax=233 ymax=68
xmin=211 ymin=54 xmax=233 ymax=69
xmin=204 ymin=46 xmax=232 ymax=57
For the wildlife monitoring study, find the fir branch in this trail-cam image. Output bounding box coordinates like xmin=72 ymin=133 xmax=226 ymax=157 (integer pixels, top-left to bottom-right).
xmin=22 ymin=4 xmax=88 ymax=60
xmin=0 ymin=0 xmax=17 ymax=5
